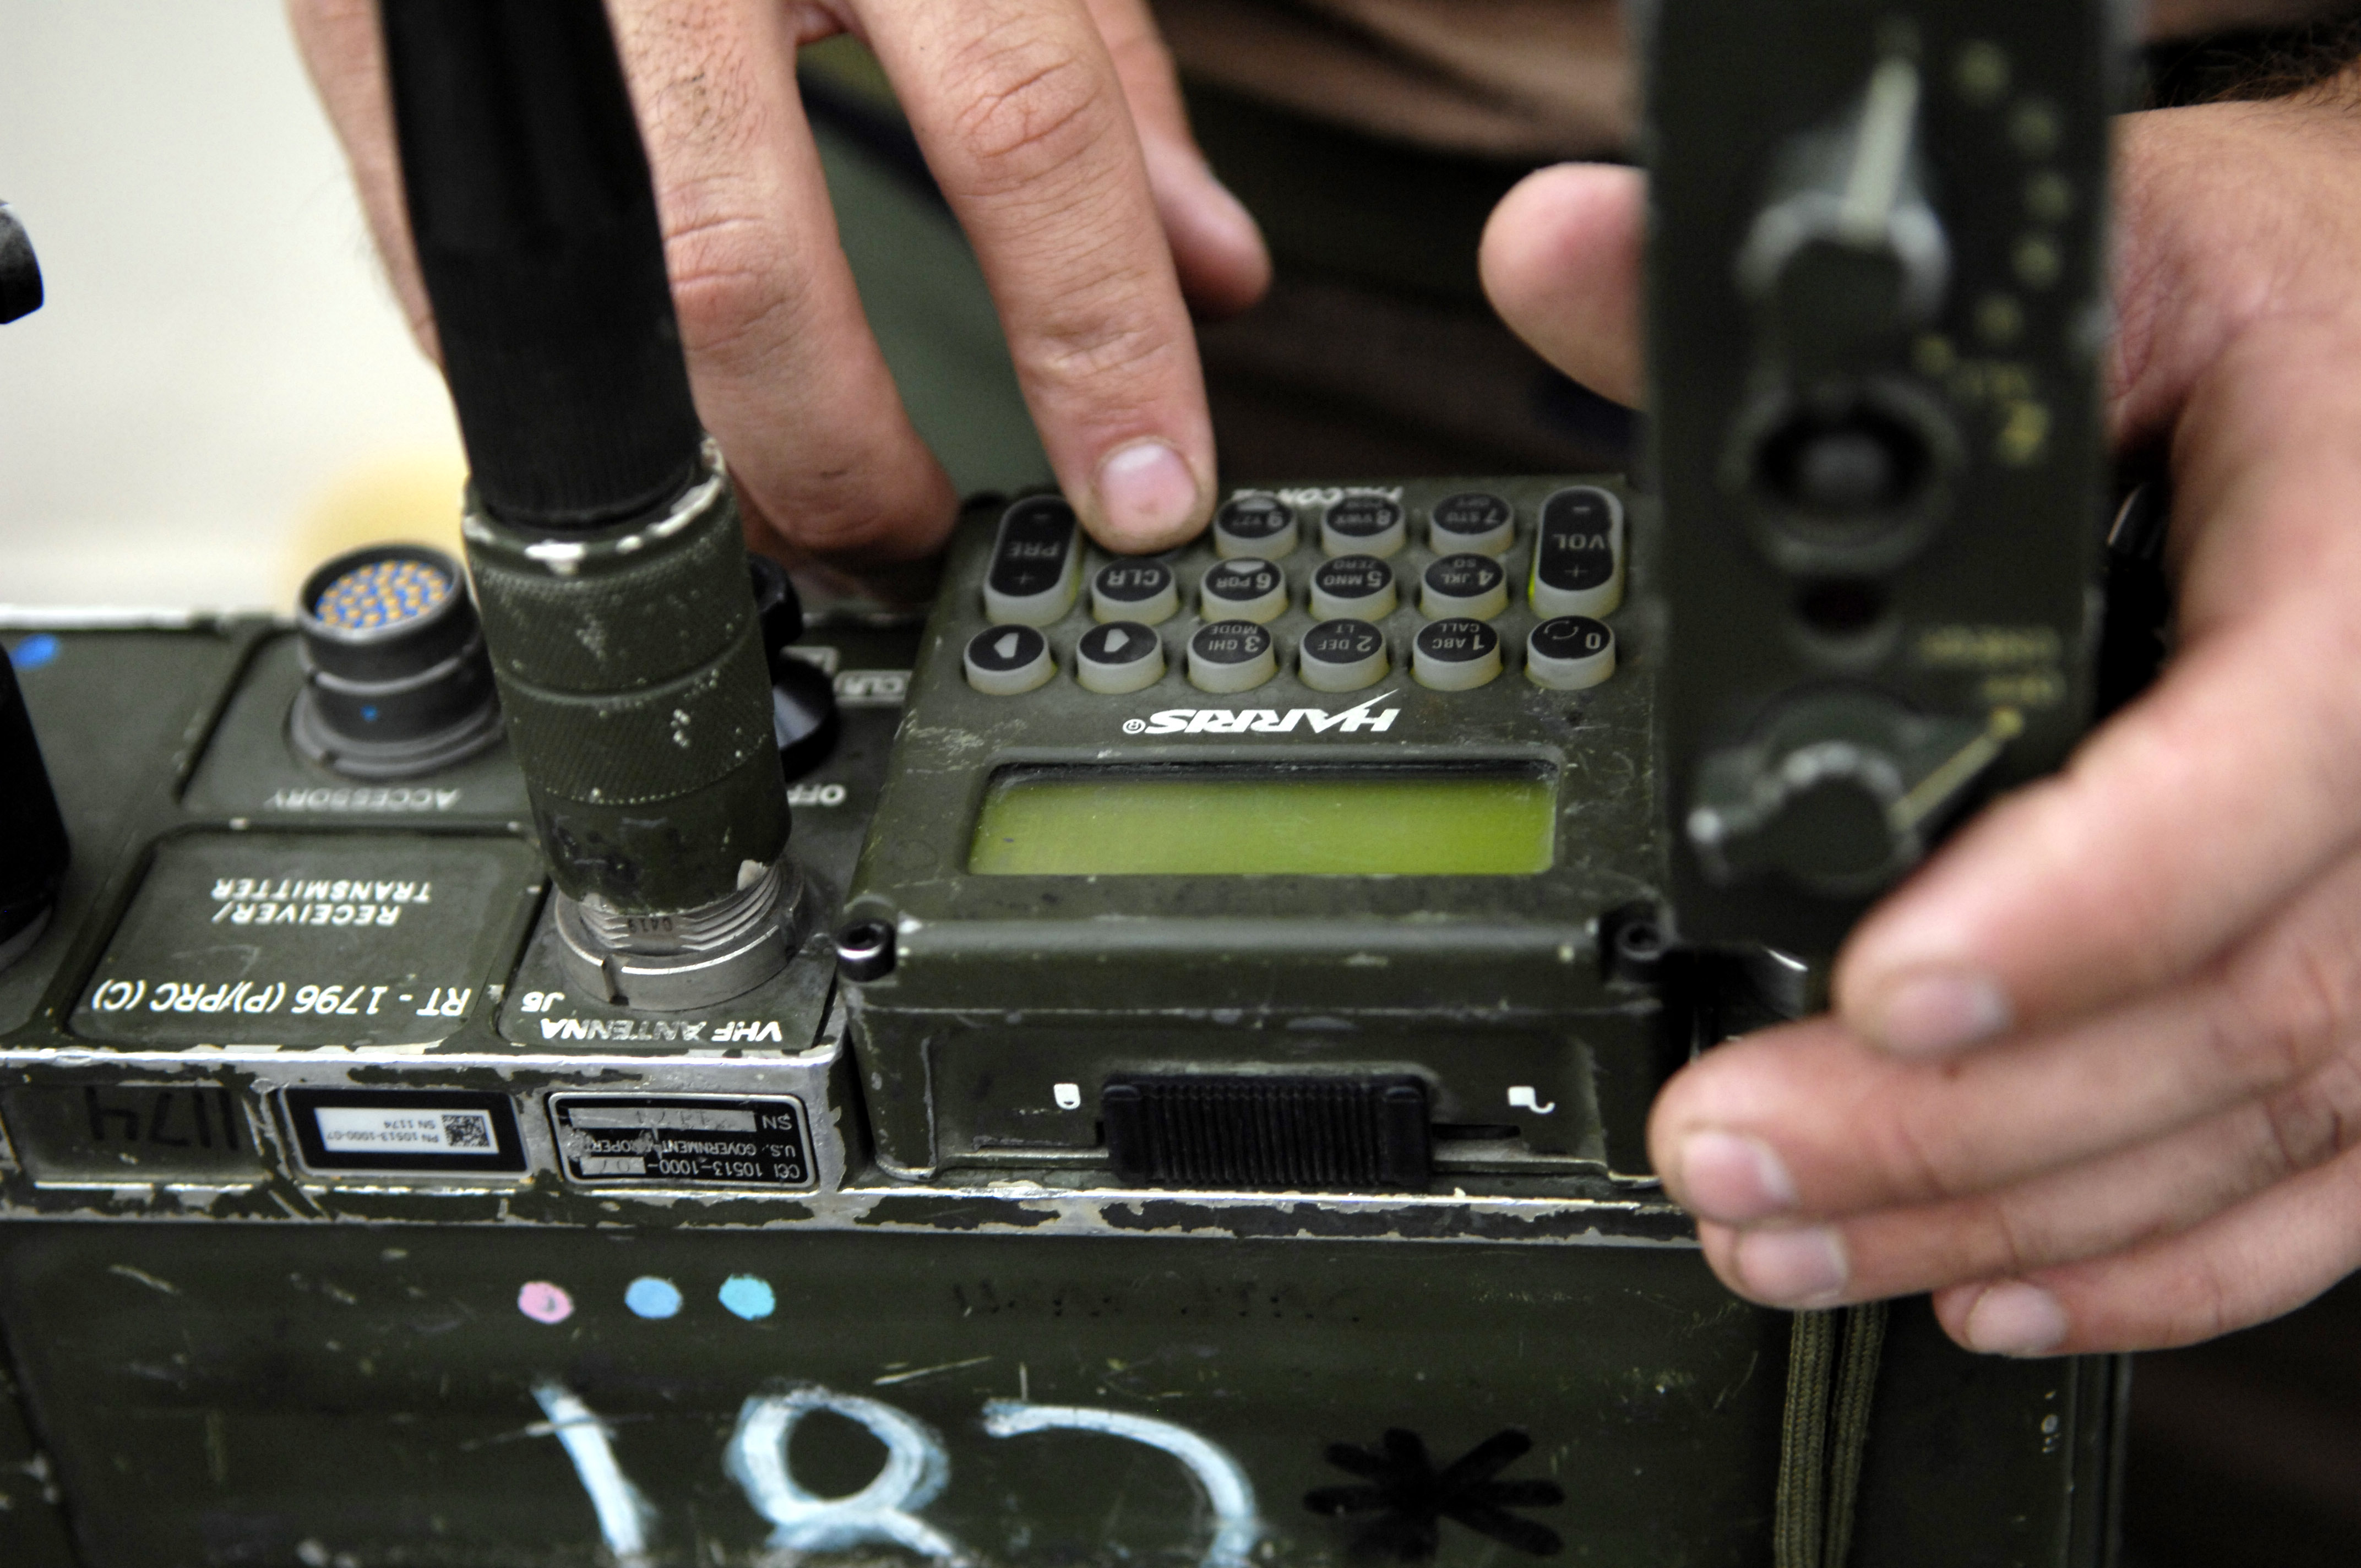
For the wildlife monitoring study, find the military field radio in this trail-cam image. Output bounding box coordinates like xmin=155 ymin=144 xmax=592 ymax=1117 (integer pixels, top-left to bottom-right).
xmin=0 ymin=2 xmax=2129 ymax=1563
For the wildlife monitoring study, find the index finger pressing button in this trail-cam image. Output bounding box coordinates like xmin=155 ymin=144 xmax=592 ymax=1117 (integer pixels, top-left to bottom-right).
xmin=1309 ymin=554 xmax=1397 ymax=620
xmin=1212 ymin=493 xmax=1299 ymax=559
xmin=1413 ymin=618 xmax=1502 ymax=690
xmin=965 ymin=624 xmax=1056 ymax=695
xmin=1422 ymin=553 xmax=1509 ymax=620
xmin=1092 ymin=559 xmax=1179 ymax=624
xmin=1187 ymin=619 xmax=1278 ymax=693
xmin=1530 ymin=486 xmax=1624 ymax=617
xmin=1075 ymin=621 xmax=1167 ymax=694
xmin=1298 ymin=618 xmax=1390 ymax=693
xmin=1526 ymin=616 xmax=1616 ymax=690
xmin=1320 ymin=493 xmax=1407 ymax=558
xmin=984 ymin=496 xmax=1082 ymax=625
xmin=1429 ymin=491 xmax=1515 ymax=556
xmin=1199 ymin=558 xmax=1288 ymax=624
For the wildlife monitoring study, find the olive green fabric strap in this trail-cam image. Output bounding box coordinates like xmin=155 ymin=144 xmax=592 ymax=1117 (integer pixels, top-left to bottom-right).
xmin=1775 ymin=1301 xmax=1890 ymax=1568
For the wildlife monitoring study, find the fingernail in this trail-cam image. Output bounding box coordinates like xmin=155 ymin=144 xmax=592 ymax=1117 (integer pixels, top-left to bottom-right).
xmin=1868 ymin=968 xmax=2011 ymax=1057
xmin=1676 ymin=1130 xmax=1798 ymax=1223
xmin=1962 ymin=1282 xmax=2069 ymax=1356
xmin=1096 ymin=440 xmax=1201 ymax=545
xmin=1733 ymin=1226 xmax=1849 ymax=1306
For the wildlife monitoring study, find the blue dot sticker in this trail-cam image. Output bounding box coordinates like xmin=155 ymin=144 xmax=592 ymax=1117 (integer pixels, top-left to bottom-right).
xmin=718 ymin=1275 xmax=775 ymax=1321
xmin=624 ymin=1276 xmax=682 ymax=1319
xmin=8 ymin=634 xmax=59 ymax=672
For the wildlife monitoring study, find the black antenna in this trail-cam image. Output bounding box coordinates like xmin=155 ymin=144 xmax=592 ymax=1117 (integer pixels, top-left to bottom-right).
xmin=380 ymin=0 xmax=704 ymax=531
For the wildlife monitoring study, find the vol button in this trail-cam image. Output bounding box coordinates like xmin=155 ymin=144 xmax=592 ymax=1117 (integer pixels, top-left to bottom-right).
xmin=1530 ymin=486 xmax=1623 ymax=617
xmin=964 ymin=624 xmax=1055 ymax=695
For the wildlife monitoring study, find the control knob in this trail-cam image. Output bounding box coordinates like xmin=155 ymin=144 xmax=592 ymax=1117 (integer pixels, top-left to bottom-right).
xmin=1687 ymin=690 xmax=2019 ymax=897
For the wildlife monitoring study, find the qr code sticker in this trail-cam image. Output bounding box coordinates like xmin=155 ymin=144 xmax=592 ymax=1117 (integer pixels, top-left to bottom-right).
xmin=442 ymin=1113 xmax=492 ymax=1149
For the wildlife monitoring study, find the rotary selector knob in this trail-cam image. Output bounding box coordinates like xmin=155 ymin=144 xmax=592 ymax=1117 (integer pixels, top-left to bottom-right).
xmin=1688 ymin=690 xmax=2016 ymax=897
xmin=1738 ymin=56 xmax=1950 ymax=346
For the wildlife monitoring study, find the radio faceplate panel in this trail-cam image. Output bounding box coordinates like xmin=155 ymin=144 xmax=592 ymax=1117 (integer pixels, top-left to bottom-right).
xmin=844 ymin=480 xmax=1672 ymax=1184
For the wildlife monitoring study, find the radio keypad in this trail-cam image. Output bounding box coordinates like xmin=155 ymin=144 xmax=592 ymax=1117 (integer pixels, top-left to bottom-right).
xmin=1200 ymin=558 xmax=1288 ymax=624
xmin=1309 ymin=555 xmax=1396 ymax=620
xmin=1413 ymin=618 xmax=1503 ymax=690
xmin=1529 ymin=486 xmax=1624 ymax=618
xmin=1320 ymin=494 xmax=1407 ymax=558
xmin=965 ymin=624 xmax=1056 ymax=695
xmin=1422 ymin=554 xmax=1510 ymax=621
xmin=1526 ymin=616 xmax=1617 ymax=690
xmin=984 ymin=496 xmax=1082 ymax=625
xmin=1075 ymin=622 xmax=1167 ymax=694
xmin=1092 ymin=559 xmax=1178 ymax=625
xmin=966 ymin=483 xmax=1627 ymax=703
xmin=1212 ymin=494 xmax=1298 ymax=559
xmin=1429 ymin=491 xmax=1515 ymax=556
xmin=1298 ymin=618 xmax=1390 ymax=693
xmin=1188 ymin=620 xmax=1279 ymax=693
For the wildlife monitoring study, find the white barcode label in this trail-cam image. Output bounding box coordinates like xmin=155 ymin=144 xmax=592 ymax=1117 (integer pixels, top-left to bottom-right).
xmin=314 ymin=1107 xmax=498 ymax=1154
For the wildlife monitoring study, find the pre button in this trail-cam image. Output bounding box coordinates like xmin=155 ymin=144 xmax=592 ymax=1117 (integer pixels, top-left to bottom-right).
xmin=1309 ymin=555 xmax=1396 ymax=620
xmin=965 ymin=624 xmax=1055 ymax=695
xmin=1422 ymin=553 xmax=1509 ymax=620
xmin=1092 ymin=559 xmax=1178 ymax=625
xmin=1075 ymin=622 xmax=1166 ymax=694
xmin=1321 ymin=494 xmax=1407 ymax=558
xmin=1298 ymin=618 xmax=1390 ymax=693
xmin=984 ymin=496 xmax=1081 ymax=625
xmin=1200 ymin=558 xmax=1288 ymax=624
xmin=1526 ymin=616 xmax=1616 ymax=690
xmin=1413 ymin=618 xmax=1502 ymax=690
xmin=1188 ymin=620 xmax=1278 ymax=693
xmin=1212 ymin=493 xmax=1298 ymax=559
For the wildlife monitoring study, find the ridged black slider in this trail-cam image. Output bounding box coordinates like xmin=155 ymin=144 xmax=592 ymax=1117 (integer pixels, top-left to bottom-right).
xmin=291 ymin=544 xmax=502 ymax=779
xmin=1102 ymin=1074 xmax=1430 ymax=1190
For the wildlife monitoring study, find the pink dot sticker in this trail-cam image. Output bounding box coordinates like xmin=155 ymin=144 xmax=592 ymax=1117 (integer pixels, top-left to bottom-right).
xmin=517 ymin=1281 xmax=574 ymax=1325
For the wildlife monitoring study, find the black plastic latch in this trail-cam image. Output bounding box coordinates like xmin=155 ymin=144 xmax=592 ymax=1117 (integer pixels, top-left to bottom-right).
xmin=1102 ymin=1074 xmax=1430 ymax=1191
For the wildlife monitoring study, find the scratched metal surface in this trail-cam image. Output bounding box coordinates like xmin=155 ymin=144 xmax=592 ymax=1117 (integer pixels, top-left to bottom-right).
xmin=0 ymin=1222 xmax=2109 ymax=1567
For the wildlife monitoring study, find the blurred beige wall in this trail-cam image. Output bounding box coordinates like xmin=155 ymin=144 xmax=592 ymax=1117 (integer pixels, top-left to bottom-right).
xmin=0 ymin=1 xmax=464 ymax=611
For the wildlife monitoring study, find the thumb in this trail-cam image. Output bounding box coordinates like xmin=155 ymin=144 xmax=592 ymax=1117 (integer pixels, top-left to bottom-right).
xmin=1479 ymin=162 xmax=1646 ymax=407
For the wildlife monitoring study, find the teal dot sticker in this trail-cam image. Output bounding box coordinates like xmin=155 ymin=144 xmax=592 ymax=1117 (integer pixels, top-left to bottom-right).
xmin=718 ymin=1275 xmax=776 ymax=1321
xmin=624 ymin=1276 xmax=682 ymax=1319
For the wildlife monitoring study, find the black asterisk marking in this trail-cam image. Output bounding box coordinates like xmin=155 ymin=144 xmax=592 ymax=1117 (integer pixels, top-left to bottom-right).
xmin=1304 ymin=1428 xmax=1564 ymax=1560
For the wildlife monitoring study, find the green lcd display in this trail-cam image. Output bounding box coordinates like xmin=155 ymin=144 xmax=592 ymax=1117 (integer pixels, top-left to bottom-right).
xmin=968 ymin=766 xmax=1556 ymax=875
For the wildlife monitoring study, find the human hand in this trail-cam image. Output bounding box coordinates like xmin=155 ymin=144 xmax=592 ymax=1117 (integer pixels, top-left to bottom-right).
xmin=1481 ymin=86 xmax=2361 ymax=1355
xmin=289 ymin=0 xmax=1269 ymax=576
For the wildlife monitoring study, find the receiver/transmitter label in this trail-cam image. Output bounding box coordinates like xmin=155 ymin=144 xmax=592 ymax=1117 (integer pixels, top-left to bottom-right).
xmin=72 ymin=832 xmax=542 ymax=1048
xmin=282 ymin=1089 xmax=526 ymax=1175
xmin=548 ymin=1095 xmax=814 ymax=1188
